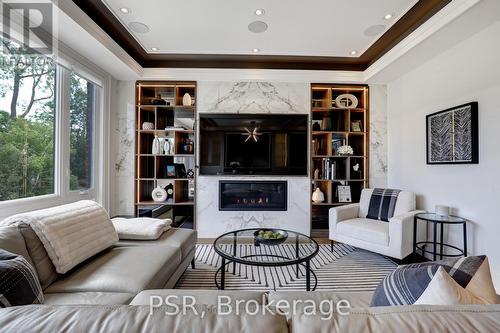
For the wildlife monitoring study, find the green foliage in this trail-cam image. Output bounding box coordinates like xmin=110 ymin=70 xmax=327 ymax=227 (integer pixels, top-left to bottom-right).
xmin=0 ymin=111 xmax=54 ymax=200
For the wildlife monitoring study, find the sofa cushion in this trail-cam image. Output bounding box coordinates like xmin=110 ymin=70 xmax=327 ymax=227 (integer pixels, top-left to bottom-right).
xmin=44 ymin=292 xmax=134 ymax=305
xmin=0 ymin=226 xmax=33 ymax=267
xmin=117 ymin=228 xmax=197 ymax=259
xmin=359 ymin=189 xmax=415 ymax=218
xmin=0 ymin=305 xmax=289 ymax=333
xmin=268 ymin=290 xmax=373 ymax=311
xmin=17 ymin=223 xmax=59 ymax=290
xmin=290 ymin=304 xmax=500 ymax=333
xmin=0 ymin=249 xmax=44 ymax=307
xmin=131 ymin=289 xmax=266 ymax=306
xmin=371 ymin=255 xmax=497 ymax=306
xmin=45 ymin=245 xmax=182 ymax=294
xmin=415 ymin=266 xmax=486 ymax=305
xmin=336 ymin=218 xmax=389 ymax=246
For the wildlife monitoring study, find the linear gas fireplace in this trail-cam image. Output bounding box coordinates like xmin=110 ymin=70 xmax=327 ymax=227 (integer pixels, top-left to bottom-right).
xmin=219 ymin=181 xmax=287 ymax=211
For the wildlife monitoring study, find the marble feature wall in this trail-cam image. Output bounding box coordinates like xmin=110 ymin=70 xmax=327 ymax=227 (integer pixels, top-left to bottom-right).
xmin=196 ymin=81 xmax=311 ymax=237
xmin=368 ymin=85 xmax=388 ymax=188
xmin=197 ymin=81 xmax=309 ymax=113
xmin=110 ymin=81 xmax=136 ymax=216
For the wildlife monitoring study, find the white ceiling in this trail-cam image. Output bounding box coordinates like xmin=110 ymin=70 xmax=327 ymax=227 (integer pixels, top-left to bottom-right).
xmin=103 ymin=0 xmax=417 ymax=57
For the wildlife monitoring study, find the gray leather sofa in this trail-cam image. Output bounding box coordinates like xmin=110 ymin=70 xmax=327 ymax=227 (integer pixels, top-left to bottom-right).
xmin=0 ymin=290 xmax=499 ymax=332
xmin=0 ymin=224 xmax=196 ymax=305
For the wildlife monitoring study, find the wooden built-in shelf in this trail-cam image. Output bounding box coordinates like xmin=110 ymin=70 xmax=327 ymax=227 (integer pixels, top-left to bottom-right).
xmin=310 ymin=83 xmax=369 ymax=237
xmin=135 ymin=81 xmax=197 ymax=228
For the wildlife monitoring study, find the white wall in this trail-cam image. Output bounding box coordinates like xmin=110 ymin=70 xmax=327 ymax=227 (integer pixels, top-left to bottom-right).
xmin=387 ymin=21 xmax=500 ymax=290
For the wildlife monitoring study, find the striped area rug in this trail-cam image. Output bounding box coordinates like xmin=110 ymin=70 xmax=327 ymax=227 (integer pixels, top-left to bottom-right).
xmin=176 ymin=244 xmax=397 ymax=291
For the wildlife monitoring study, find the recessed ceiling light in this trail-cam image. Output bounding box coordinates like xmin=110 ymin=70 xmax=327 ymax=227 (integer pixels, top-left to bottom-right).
xmin=128 ymin=22 xmax=150 ymax=34
xmin=248 ymin=21 xmax=268 ymax=33
xmin=252 ymin=48 xmax=260 ymax=53
xmin=151 ymin=47 xmax=159 ymax=52
xmin=384 ymin=13 xmax=393 ymax=20
xmin=350 ymin=51 xmax=357 ymax=56
xmin=255 ymin=8 xmax=265 ymax=16
xmin=120 ymin=7 xmax=131 ymax=14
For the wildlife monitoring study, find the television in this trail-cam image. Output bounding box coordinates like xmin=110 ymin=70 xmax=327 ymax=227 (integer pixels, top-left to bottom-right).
xmin=200 ymin=114 xmax=308 ymax=175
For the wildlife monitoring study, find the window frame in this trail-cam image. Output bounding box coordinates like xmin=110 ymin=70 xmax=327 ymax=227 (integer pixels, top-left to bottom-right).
xmin=0 ymin=56 xmax=107 ymax=218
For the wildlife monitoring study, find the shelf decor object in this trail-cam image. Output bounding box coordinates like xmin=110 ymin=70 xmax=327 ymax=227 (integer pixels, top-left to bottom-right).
xmin=426 ymin=102 xmax=478 ymax=164
xmin=312 ymin=187 xmax=325 ymax=203
xmin=310 ymin=84 xmax=369 ymax=237
xmin=182 ymin=93 xmax=192 ymax=106
xmin=135 ymin=81 xmax=197 ymax=229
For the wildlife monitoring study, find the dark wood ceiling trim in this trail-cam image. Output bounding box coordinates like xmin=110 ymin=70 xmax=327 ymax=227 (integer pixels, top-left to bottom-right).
xmin=72 ymin=0 xmax=451 ymax=71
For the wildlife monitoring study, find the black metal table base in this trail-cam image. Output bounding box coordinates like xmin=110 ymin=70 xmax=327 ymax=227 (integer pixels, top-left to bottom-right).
xmin=214 ymin=258 xmax=318 ymax=291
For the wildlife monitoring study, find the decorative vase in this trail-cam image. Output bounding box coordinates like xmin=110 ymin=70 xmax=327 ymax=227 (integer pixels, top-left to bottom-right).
xmin=142 ymin=122 xmax=154 ymax=130
xmin=163 ymin=139 xmax=171 ymax=155
xmin=182 ymin=93 xmax=192 ymax=106
xmin=151 ymin=186 xmax=167 ymax=202
xmin=152 ymin=136 xmax=160 ymax=155
xmin=312 ymin=187 xmax=325 ymax=203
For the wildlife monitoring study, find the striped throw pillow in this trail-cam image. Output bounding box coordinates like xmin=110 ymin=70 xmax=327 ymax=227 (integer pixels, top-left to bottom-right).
xmin=0 ymin=249 xmax=43 ymax=307
xmin=371 ymin=255 xmax=497 ymax=306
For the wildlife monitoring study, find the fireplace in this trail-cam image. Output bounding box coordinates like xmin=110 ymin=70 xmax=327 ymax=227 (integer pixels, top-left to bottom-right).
xmin=219 ymin=181 xmax=287 ymax=211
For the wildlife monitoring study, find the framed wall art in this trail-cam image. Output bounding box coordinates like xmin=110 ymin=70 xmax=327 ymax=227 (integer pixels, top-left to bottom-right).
xmin=426 ymin=102 xmax=478 ymax=164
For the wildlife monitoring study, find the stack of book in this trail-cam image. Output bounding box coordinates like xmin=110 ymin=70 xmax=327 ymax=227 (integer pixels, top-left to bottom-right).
xmin=322 ymin=158 xmax=336 ymax=180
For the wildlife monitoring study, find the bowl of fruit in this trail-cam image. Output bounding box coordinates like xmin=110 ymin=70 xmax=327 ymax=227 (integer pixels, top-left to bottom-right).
xmin=254 ymin=229 xmax=288 ymax=246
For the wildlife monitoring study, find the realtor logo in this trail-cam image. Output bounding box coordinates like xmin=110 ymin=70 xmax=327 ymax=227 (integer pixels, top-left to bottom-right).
xmin=2 ymin=1 xmax=54 ymax=55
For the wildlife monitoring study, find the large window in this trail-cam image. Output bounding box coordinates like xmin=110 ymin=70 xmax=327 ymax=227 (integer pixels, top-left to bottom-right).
xmin=70 ymin=73 xmax=95 ymax=191
xmin=0 ymin=36 xmax=103 ymax=205
xmin=0 ymin=39 xmax=56 ymax=201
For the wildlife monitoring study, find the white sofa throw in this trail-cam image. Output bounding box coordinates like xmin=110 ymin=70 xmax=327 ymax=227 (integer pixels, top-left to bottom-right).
xmin=2 ymin=200 xmax=118 ymax=274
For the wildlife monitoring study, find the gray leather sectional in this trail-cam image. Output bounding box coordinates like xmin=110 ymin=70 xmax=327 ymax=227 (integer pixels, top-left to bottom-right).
xmin=0 ymin=224 xmax=197 ymax=305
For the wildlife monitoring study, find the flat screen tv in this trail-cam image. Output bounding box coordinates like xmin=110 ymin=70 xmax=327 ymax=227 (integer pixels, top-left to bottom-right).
xmin=200 ymin=114 xmax=308 ymax=175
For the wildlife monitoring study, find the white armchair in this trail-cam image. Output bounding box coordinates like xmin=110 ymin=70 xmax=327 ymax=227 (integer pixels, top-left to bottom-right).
xmin=329 ymin=189 xmax=425 ymax=260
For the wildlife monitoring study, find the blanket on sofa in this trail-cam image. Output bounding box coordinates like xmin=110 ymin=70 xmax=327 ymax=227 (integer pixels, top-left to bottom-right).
xmin=1 ymin=200 xmax=118 ymax=274
xmin=111 ymin=218 xmax=171 ymax=240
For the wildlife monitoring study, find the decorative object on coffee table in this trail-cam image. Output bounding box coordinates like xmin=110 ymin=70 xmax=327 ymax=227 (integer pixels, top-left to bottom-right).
xmin=312 ymin=187 xmax=325 ymax=203
xmin=254 ymin=229 xmax=288 ymax=246
xmin=213 ymin=229 xmax=319 ymax=291
xmin=151 ymin=186 xmax=167 ymax=202
xmin=426 ymin=102 xmax=478 ymax=164
xmin=413 ymin=212 xmax=467 ymax=261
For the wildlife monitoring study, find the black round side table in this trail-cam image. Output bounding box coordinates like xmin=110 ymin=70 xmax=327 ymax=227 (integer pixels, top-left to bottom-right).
xmin=413 ymin=213 xmax=467 ymax=261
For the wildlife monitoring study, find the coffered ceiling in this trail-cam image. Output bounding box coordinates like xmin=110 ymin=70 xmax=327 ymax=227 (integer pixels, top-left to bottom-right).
xmin=72 ymin=0 xmax=451 ymax=70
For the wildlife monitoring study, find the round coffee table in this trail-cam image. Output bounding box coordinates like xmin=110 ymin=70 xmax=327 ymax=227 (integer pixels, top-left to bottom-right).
xmin=213 ymin=228 xmax=319 ymax=291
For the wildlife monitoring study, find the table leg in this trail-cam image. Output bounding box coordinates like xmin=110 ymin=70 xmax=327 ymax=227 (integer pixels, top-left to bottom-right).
xmin=463 ymin=223 xmax=468 ymax=257
xmin=440 ymin=223 xmax=444 ymax=260
xmin=233 ymin=234 xmax=237 ymax=275
xmin=306 ymin=260 xmax=311 ymax=291
xmin=413 ymin=217 xmax=417 ymax=256
xmin=433 ymin=223 xmax=437 ymax=261
xmin=220 ymin=257 xmax=225 ymax=290
xmin=295 ymin=235 xmax=299 ymax=278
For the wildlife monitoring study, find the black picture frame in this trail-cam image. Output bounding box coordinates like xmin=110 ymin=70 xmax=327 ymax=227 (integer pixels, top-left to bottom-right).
xmin=426 ymin=102 xmax=478 ymax=165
